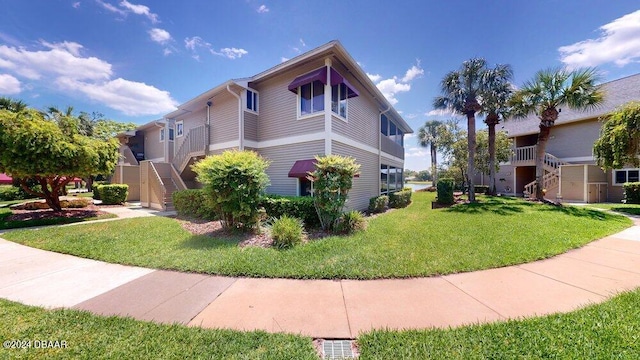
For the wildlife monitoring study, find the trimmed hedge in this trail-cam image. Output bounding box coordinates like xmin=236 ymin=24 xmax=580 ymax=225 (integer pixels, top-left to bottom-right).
xmin=12 ymin=198 xmax=91 ymax=210
xmin=173 ymin=189 xmax=217 ymax=220
xmin=368 ymin=195 xmax=389 ymax=213
xmin=437 ymin=178 xmax=455 ymax=204
xmin=96 ymin=184 xmax=128 ymax=205
xmin=259 ymin=195 xmax=319 ymax=228
xmin=92 ymin=181 xmax=110 ymax=200
xmin=624 ymin=182 xmax=640 ymax=204
xmin=389 ymin=190 xmax=412 ymax=208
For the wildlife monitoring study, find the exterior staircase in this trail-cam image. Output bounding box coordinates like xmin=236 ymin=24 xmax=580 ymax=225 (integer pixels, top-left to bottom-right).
xmin=160 ymin=177 xmax=177 ymax=211
xmin=510 ymin=145 xmax=570 ymax=198
xmin=172 ymin=125 xmax=206 ymax=173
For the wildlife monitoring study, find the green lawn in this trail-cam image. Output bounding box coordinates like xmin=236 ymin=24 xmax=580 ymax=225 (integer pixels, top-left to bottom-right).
xmin=3 ymin=192 xmax=631 ymax=279
xmin=0 ymin=207 xmax=115 ymax=230
xmin=583 ymin=202 xmax=640 ymax=216
xmin=3 ymin=289 xmax=640 ymax=359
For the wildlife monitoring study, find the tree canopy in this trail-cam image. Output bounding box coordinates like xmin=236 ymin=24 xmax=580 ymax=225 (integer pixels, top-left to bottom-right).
xmin=594 ymin=101 xmax=640 ymax=169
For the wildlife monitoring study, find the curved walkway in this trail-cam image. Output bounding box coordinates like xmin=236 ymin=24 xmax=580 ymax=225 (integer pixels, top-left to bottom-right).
xmin=0 ymin=210 xmax=639 ymax=339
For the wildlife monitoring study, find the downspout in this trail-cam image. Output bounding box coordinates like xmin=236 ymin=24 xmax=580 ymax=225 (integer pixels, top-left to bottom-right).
xmin=379 ymin=104 xmax=392 ymax=194
xmin=205 ymin=101 xmax=212 ymax=155
xmin=226 ymin=84 xmax=243 ymax=150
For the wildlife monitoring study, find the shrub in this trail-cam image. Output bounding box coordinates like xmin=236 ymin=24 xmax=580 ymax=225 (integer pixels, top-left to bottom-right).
xmin=259 ymin=195 xmax=319 ymax=227
xmin=173 ymin=189 xmax=217 ymax=220
xmin=474 ymin=185 xmax=489 ymax=194
xmin=0 ymin=185 xmax=22 ymax=201
xmin=96 ymin=184 xmax=128 ymax=205
xmin=336 ymin=210 xmax=367 ymax=234
xmin=269 ymin=215 xmax=306 ymax=249
xmin=13 ymin=198 xmax=91 ymax=210
xmin=389 ymin=190 xmax=412 ymax=208
xmin=368 ymin=195 xmax=388 ymax=213
xmin=310 ymin=155 xmax=360 ymax=231
xmin=192 ymin=150 xmax=270 ymax=230
xmin=437 ymin=178 xmax=455 ymax=204
xmin=624 ymin=182 xmax=640 ymax=204
xmin=92 ymin=181 xmax=110 ymax=200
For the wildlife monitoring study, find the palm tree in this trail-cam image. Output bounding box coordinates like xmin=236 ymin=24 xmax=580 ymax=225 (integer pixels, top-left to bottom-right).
xmin=0 ymin=97 xmax=27 ymax=112
xmin=418 ymin=120 xmax=443 ymax=186
xmin=433 ymin=58 xmax=488 ymax=202
xmin=480 ymin=64 xmax=513 ymax=196
xmin=510 ymin=68 xmax=604 ymax=200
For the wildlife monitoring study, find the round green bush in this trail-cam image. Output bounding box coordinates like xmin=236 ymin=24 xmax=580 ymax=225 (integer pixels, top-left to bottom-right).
xmin=269 ymin=215 xmax=306 ymax=249
xmin=336 ymin=210 xmax=367 ymax=234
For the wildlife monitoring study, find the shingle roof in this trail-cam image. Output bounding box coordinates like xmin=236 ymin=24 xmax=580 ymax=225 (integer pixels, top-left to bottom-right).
xmin=502 ymin=73 xmax=640 ymax=137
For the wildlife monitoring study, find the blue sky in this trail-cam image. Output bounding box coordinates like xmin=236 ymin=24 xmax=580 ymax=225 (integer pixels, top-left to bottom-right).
xmin=1 ymin=1 xmax=640 ymax=171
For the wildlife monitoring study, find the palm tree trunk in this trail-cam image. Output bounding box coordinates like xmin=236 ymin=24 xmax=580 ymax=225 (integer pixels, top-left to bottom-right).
xmin=488 ymin=122 xmax=496 ymax=196
xmin=430 ymin=144 xmax=438 ymax=186
xmin=535 ymin=125 xmax=551 ymax=200
xmin=467 ymin=113 xmax=476 ymax=202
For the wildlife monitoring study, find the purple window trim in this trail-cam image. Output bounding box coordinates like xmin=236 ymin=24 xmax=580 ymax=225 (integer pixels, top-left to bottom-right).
xmin=288 ymin=67 xmax=359 ymax=98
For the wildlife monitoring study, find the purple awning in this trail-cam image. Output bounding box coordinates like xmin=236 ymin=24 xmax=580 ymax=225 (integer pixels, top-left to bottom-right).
xmin=288 ymin=159 xmax=317 ymax=178
xmin=288 ymin=67 xmax=327 ymax=93
xmin=330 ymin=68 xmax=359 ymax=98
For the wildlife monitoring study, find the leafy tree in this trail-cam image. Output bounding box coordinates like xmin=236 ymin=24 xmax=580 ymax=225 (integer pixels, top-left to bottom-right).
xmin=0 ymin=109 xmax=119 ymax=211
xmin=594 ymin=101 xmax=640 ymax=169
xmin=510 ymin=68 xmax=604 ymax=200
xmin=415 ymin=170 xmax=432 ymax=182
xmin=480 ymin=64 xmax=513 ymax=195
xmin=434 ymin=58 xmax=490 ymax=202
xmin=309 ymin=155 xmax=360 ymax=231
xmin=474 ymin=130 xmax=513 ymax=176
xmin=192 ymin=150 xmax=270 ymax=231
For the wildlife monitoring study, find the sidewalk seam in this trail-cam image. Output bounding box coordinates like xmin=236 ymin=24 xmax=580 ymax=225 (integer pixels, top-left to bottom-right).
xmin=441 ymin=276 xmax=506 ymax=320
xmin=515 ymin=265 xmax=608 ymax=298
xmin=563 ymin=254 xmax=640 ymax=275
xmin=184 ymin=277 xmax=238 ymax=325
xmin=339 ymin=281 xmax=354 ymax=339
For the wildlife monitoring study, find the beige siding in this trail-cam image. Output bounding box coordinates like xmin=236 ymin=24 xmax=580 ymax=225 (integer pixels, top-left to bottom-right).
xmin=381 ymin=136 xmax=404 ymax=159
xmin=560 ymin=165 xmax=585 ymax=201
xmin=174 ymin=107 xmax=206 ymax=151
xmin=333 ymin=141 xmax=380 ymax=211
xmin=244 ymin=111 xmax=258 ymax=141
xmin=210 ymin=91 xmax=239 ymax=145
xmin=143 ymin=127 xmax=164 ymax=161
xmin=545 ymin=119 xmax=601 ymax=159
xmin=258 ymin=140 xmax=325 ymax=196
xmin=607 ymin=169 xmax=625 ymax=202
xmin=587 ymin=165 xmax=607 ymax=183
xmin=253 ymin=60 xmax=326 ymax=141
xmin=113 ymin=165 xmax=141 ymax=201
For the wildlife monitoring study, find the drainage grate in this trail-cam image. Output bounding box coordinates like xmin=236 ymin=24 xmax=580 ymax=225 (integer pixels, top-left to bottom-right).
xmin=322 ymin=340 xmax=355 ymax=359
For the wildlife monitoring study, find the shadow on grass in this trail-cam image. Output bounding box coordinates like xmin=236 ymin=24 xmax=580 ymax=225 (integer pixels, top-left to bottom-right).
xmin=180 ymin=234 xmax=241 ymax=250
xmin=610 ymin=207 xmax=640 ymax=216
xmin=444 ymin=197 xmax=526 ymax=215
xmin=539 ymin=206 xmax=619 ymax=220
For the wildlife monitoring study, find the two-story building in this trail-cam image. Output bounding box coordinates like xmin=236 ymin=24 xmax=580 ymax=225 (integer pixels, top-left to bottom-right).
xmin=490 ymin=73 xmax=640 ymax=203
xmin=115 ymin=40 xmax=412 ymax=210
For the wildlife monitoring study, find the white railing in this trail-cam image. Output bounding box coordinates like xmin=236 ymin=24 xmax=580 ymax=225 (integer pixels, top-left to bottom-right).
xmin=511 ymin=145 xmax=536 ymax=164
xmin=148 ymin=162 xmax=166 ymax=210
xmin=172 ymin=125 xmax=206 ymax=172
xmin=543 ymin=152 xmax=568 ymax=173
xmin=524 ymin=172 xmax=560 ymax=198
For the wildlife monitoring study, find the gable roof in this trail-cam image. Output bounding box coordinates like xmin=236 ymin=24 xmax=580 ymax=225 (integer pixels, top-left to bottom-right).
xmin=164 ymin=40 xmax=412 ymax=133
xmin=503 ymin=73 xmax=640 ymax=137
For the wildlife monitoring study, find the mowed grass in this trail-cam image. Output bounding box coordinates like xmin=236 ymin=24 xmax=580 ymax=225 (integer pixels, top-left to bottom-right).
xmin=583 ymin=202 xmax=640 ymax=216
xmin=358 ymin=288 xmax=640 ymax=359
xmin=3 ymin=289 xmax=640 ymax=359
xmin=0 ymin=299 xmax=317 ymax=360
xmin=3 ymin=192 xmax=631 ymax=279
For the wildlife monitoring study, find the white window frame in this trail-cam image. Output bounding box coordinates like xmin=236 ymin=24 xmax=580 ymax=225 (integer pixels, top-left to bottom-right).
xmin=159 ymin=128 xmax=165 ymax=142
xmin=613 ymin=168 xmax=640 ymax=186
xmin=246 ymin=89 xmax=259 ymax=114
xmin=176 ymin=121 xmax=184 ymax=137
xmin=168 ymin=126 xmax=175 ymax=142
xmin=297 ymin=81 xmax=325 ymax=120
xmin=331 ymin=83 xmax=348 ymax=121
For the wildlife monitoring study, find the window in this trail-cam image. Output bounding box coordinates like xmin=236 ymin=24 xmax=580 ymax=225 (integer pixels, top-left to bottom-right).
xmin=299 ymin=80 xmax=325 ymax=116
xmin=380 ymin=164 xmax=404 ymax=194
xmin=380 ymin=165 xmax=388 ymax=194
xmin=380 ymin=114 xmax=404 ymax=146
xmin=168 ymin=127 xmax=175 ymax=141
xmin=246 ymin=90 xmax=258 ymax=112
xmin=299 ymin=178 xmax=313 ymax=197
xmin=331 ymin=83 xmax=347 ymax=118
xmin=381 ymin=115 xmax=388 ymax=136
xmin=176 ymin=121 xmax=184 ymax=137
xmin=160 ymin=128 xmax=165 ymax=142
xmin=614 ymin=168 xmax=640 ymax=185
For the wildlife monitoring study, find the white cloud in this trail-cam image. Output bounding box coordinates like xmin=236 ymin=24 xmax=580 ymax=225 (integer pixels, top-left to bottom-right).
xmin=405 ymin=133 xmax=416 ymax=139
xmin=0 ymin=74 xmax=21 ymax=94
xmin=72 ymin=2 xmax=81 ymax=8
xmin=404 ymin=113 xmax=418 ymax=119
xmin=375 ymin=78 xmax=410 ymax=105
xmin=57 ymin=77 xmax=177 ymax=116
xmin=281 ymin=57 xmax=289 ymax=63
xmin=148 ymin=28 xmax=171 ymax=44
xmin=425 ymin=109 xmax=460 ymax=118
xmin=96 ymin=0 xmax=126 ymax=16
xmin=0 ymin=42 xmax=112 ymax=80
xmin=367 ymin=73 xmax=382 ymax=82
xmin=401 ymin=63 xmax=424 ymax=82
xmin=405 ymin=147 xmax=428 ymax=158
xmin=257 ymin=4 xmax=269 ymax=13
xmin=214 ymin=47 xmax=248 ymax=59
xmin=119 ymin=0 xmax=159 ymax=23
xmin=184 ymin=36 xmax=209 ymax=51
xmin=163 ymin=48 xmax=172 ymax=56
xmin=299 ymin=38 xmax=306 ymax=47
xmin=559 ymin=10 xmax=640 ymax=68
xmin=0 ymin=40 xmax=176 ymax=116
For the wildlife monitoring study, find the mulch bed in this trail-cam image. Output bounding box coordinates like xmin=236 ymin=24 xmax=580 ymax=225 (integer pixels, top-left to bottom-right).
xmin=6 ymin=205 xmax=108 ymax=222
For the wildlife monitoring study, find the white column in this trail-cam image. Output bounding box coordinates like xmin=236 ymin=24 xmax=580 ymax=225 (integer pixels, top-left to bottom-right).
xmin=324 ymin=58 xmax=332 ymax=155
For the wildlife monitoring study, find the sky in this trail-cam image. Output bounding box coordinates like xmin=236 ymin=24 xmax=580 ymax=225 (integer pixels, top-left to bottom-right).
xmin=1 ymin=1 xmax=640 ymax=171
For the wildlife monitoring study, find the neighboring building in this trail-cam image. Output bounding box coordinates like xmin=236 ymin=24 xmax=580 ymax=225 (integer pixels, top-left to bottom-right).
xmin=489 ymin=73 xmax=640 ymax=203
xmin=115 ymin=41 xmax=412 ymax=210
xmin=0 ymin=173 xmax=12 ymax=185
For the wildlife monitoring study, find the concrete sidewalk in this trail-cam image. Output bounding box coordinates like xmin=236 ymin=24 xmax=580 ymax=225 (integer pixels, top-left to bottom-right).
xmin=1 ymin=223 xmax=639 ymax=339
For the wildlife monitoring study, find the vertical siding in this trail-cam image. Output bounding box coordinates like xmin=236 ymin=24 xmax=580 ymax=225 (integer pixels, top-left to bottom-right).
xmin=607 ymin=169 xmax=625 ymax=202
xmin=143 ymin=127 xmax=164 ymax=161
xmin=334 ymin=141 xmax=381 ymax=211
xmin=174 ymin=107 xmax=206 ymax=150
xmin=545 ymin=120 xmax=601 ymax=159
xmin=258 ymin=140 xmax=325 ymax=196
xmin=253 ymin=60 xmax=326 ymax=141
xmin=121 ymin=165 xmax=140 ymax=201
xmin=560 ymin=165 xmax=585 ymax=201
xmin=244 ymin=111 xmax=258 ymax=141
xmin=330 ymin=62 xmax=379 ymax=148
xmin=210 ymin=91 xmax=239 ymax=145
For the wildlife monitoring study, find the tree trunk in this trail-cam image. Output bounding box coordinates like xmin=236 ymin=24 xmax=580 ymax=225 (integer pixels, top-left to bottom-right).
xmin=430 ymin=143 xmax=438 ymax=187
xmin=535 ymin=125 xmax=551 ymax=200
xmin=466 ymin=113 xmax=476 ymax=202
xmin=488 ymin=122 xmax=496 ymax=196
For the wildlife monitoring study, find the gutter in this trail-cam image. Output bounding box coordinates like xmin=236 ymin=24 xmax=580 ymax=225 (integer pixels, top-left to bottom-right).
xmin=226 ymin=84 xmax=244 ymax=150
